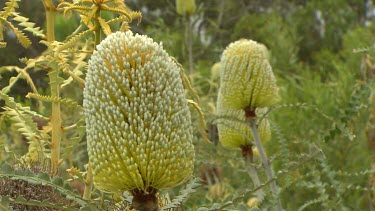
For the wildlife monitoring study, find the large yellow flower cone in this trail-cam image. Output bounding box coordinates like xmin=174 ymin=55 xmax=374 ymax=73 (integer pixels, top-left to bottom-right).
xmin=83 ymin=31 xmax=194 ymax=193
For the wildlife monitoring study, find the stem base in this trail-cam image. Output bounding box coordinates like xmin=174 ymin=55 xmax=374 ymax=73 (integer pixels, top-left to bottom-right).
xmin=131 ymin=188 xmax=159 ymax=211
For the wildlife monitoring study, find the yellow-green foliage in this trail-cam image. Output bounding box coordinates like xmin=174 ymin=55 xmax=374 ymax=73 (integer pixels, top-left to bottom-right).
xmin=84 ymin=31 xmax=194 ymax=193
xmin=58 ymin=0 xmax=141 ymax=38
xmin=0 ymin=0 xmax=45 ymax=48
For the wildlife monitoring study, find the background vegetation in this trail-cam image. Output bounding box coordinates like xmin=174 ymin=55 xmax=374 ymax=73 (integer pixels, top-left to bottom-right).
xmin=1 ymin=0 xmax=375 ymax=210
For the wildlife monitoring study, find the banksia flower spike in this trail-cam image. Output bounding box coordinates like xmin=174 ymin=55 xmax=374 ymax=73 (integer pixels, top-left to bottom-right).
xmin=83 ymin=31 xmax=194 ymax=209
xmin=218 ymin=39 xmax=280 ymax=111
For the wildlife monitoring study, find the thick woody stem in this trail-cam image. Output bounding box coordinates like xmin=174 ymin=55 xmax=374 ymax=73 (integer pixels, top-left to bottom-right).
xmin=131 ymin=188 xmax=159 ymax=211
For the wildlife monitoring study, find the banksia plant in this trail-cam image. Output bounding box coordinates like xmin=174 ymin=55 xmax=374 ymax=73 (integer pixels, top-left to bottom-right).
xmin=216 ymin=39 xmax=282 ymax=210
xmin=84 ymin=31 xmax=195 ymax=210
xmin=218 ymin=39 xmax=279 ymax=110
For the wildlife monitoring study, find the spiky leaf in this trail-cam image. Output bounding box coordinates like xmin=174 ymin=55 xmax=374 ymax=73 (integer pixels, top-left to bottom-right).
xmin=1 ymin=17 xmax=31 ymax=48
xmin=98 ymin=17 xmax=111 ymax=36
xmin=0 ymin=163 xmax=92 ymax=208
xmin=161 ymin=177 xmax=202 ymax=209
xmin=12 ymin=13 xmax=45 ymax=38
xmin=1 ymin=0 xmax=20 ymax=18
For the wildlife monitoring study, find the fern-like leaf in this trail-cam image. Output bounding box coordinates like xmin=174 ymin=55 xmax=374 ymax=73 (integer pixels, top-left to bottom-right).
xmin=1 ymin=17 xmax=31 ymax=48
xmin=129 ymin=11 xmax=142 ymax=24
xmin=120 ymin=21 xmax=130 ymax=32
xmin=12 ymin=12 xmax=45 ymax=39
xmin=60 ymin=4 xmax=92 ymax=18
xmin=98 ymin=17 xmax=111 ymax=36
xmin=26 ymin=93 xmax=83 ymax=110
xmin=86 ymin=6 xmax=99 ymax=24
xmin=161 ymin=177 xmax=202 ymax=210
xmin=106 ymin=15 xmax=128 ymax=25
xmin=0 ymin=93 xmax=46 ymax=121
xmin=100 ymin=4 xmax=132 ymax=21
xmin=57 ymin=29 xmax=92 ymax=52
xmin=1 ymin=0 xmax=20 ymax=18
xmin=2 ymin=107 xmax=40 ymax=142
xmin=188 ymin=99 xmax=210 ymax=143
xmin=297 ymin=196 xmax=328 ymax=211
xmin=172 ymin=57 xmax=200 ymax=103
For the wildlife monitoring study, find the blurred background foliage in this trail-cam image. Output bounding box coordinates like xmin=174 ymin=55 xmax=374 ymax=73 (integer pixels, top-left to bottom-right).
xmin=1 ymin=0 xmax=375 ymax=210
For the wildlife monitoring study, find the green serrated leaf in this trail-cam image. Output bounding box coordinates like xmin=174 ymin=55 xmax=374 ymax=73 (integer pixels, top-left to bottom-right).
xmin=2 ymin=0 xmax=20 ymax=18
xmin=27 ymin=179 xmax=42 ymax=186
xmin=0 ymin=196 xmax=12 ymax=211
xmin=0 ymin=92 xmax=46 ymax=119
xmin=37 ymin=172 xmax=51 ymax=182
xmin=23 ymin=168 xmax=34 ymax=177
xmin=209 ymin=203 xmax=221 ymax=209
xmin=0 ymin=163 xmax=90 ymax=207
xmin=161 ymin=177 xmax=202 ymax=209
xmin=1 ymin=163 xmax=13 ymax=173
xmin=52 ymin=176 xmax=64 ymax=187
xmin=12 ymin=12 xmax=45 ymax=38
xmin=64 ymin=183 xmax=73 ymax=191
xmin=14 ymin=196 xmax=27 ymax=203
xmin=3 ymin=19 xmax=31 ymax=47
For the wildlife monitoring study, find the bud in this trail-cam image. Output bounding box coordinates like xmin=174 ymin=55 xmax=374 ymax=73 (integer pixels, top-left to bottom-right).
xmin=210 ymin=62 xmax=221 ymax=81
xmin=84 ymin=31 xmax=194 ymax=193
xmin=247 ymin=197 xmax=259 ymax=208
xmin=218 ymin=39 xmax=280 ymax=110
xmin=216 ymin=96 xmax=271 ymax=148
xmin=176 ymin=0 xmax=196 ymax=16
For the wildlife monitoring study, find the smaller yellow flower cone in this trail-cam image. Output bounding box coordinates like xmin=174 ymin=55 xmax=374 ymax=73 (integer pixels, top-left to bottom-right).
xmin=218 ymin=39 xmax=280 ymax=110
xmin=176 ymin=0 xmax=196 ymax=15
xmin=216 ymin=96 xmax=271 ymax=148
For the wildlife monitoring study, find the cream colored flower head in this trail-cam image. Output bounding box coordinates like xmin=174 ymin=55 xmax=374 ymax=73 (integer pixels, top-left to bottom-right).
xmin=218 ymin=39 xmax=280 ymax=110
xmin=83 ymin=31 xmax=194 ymax=193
